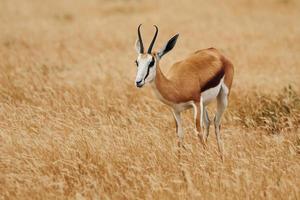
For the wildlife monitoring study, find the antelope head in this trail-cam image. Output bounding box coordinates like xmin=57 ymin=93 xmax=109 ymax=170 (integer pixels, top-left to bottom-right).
xmin=134 ymin=24 xmax=179 ymax=88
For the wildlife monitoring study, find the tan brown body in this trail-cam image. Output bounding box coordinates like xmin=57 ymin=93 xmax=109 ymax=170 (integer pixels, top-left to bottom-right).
xmin=153 ymin=48 xmax=234 ymax=105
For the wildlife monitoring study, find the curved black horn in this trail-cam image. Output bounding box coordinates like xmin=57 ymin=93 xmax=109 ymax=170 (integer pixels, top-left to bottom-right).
xmin=137 ymin=24 xmax=144 ymax=53
xmin=147 ymin=25 xmax=158 ymax=53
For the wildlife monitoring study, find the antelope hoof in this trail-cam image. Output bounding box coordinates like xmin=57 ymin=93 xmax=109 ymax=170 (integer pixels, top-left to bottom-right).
xmin=220 ymin=153 xmax=225 ymax=162
xmin=197 ymin=134 xmax=207 ymax=148
xmin=177 ymin=139 xmax=187 ymax=150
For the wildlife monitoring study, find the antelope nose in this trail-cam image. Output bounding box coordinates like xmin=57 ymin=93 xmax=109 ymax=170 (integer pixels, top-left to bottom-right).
xmin=136 ymin=80 xmax=143 ymax=87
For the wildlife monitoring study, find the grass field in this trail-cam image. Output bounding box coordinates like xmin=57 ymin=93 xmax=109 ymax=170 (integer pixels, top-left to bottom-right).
xmin=0 ymin=0 xmax=300 ymax=199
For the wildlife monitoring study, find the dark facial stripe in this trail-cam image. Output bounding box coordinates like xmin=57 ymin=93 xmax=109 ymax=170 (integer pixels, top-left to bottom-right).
xmin=144 ymin=57 xmax=155 ymax=81
xmin=201 ymin=68 xmax=225 ymax=92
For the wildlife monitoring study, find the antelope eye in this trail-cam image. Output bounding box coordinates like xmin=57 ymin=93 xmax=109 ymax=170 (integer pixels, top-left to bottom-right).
xmin=149 ymin=58 xmax=155 ymax=67
xmin=135 ymin=60 xmax=138 ymax=66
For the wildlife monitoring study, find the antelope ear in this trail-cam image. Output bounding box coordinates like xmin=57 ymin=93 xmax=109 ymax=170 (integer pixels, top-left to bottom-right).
xmin=157 ymin=34 xmax=179 ymax=58
xmin=135 ymin=39 xmax=142 ymax=54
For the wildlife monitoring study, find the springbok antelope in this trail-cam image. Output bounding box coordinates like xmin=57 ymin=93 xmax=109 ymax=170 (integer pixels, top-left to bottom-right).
xmin=134 ymin=24 xmax=234 ymax=158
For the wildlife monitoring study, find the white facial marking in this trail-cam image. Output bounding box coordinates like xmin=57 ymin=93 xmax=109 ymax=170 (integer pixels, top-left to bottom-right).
xmin=135 ymin=54 xmax=156 ymax=87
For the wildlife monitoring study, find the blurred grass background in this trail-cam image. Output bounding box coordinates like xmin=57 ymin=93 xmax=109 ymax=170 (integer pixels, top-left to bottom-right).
xmin=0 ymin=0 xmax=299 ymax=199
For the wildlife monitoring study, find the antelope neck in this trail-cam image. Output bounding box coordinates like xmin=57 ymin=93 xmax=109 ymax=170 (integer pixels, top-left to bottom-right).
xmin=151 ymin=62 xmax=179 ymax=104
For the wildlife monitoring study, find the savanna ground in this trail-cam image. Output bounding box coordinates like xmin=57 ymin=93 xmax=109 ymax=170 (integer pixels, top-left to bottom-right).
xmin=0 ymin=0 xmax=300 ymax=199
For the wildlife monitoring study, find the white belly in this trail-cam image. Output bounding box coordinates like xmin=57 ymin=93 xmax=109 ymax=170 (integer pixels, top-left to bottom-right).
xmin=201 ymin=77 xmax=224 ymax=105
xmin=173 ymin=100 xmax=195 ymax=112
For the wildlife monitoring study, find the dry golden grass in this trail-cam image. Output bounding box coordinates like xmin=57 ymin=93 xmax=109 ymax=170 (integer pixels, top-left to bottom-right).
xmin=0 ymin=0 xmax=300 ymax=199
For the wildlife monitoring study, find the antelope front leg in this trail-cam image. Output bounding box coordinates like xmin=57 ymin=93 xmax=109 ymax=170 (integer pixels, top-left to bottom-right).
xmin=172 ymin=110 xmax=184 ymax=148
xmin=194 ymin=98 xmax=206 ymax=147
xmin=203 ymin=107 xmax=211 ymax=142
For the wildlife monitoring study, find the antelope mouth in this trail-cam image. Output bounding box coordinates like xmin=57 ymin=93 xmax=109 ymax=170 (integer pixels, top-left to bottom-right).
xmin=136 ymin=80 xmax=145 ymax=88
xmin=136 ymin=83 xmax=144 ymax=88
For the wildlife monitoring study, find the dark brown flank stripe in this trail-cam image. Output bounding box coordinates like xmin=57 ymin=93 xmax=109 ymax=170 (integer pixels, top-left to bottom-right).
xmin=201 ymin=68 xmax=225 ymax=92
